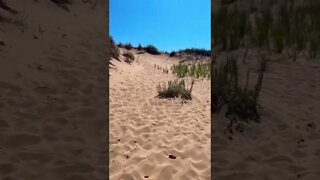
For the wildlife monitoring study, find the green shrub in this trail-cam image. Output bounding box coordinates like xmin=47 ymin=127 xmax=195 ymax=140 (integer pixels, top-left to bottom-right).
xmin=271 ymin=20 xmax=285 ymax=53
xmin=123 ymin=51 xmax=135 ymax=63
xmin=213 ymin=2 xmax=320 ymax=56
xmin=144 ymin=45 xmax=160 ymax=55
xmin=137 ymin=44 xmax=143 ymax=50
xmin=118 ymin=42 xmax=123 ymax=48
xmin=110 ymin=36 xmax=120 ymax=60
xmin=124 ymin=43 xmax=133 ymax=50
xmin=157 ymin=79 xmax=194 ymax=100
xmin=179 ymin=48 xmax=211 ymax=56
xmin=170 ymin=51 xmax=176 ymax=57
xmin=212 ymin=56 xmax=264 ymax=132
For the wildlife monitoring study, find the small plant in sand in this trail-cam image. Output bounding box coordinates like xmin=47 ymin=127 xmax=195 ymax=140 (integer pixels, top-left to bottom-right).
xmin=162 ymin=67 xmax=169 ymax=74
xmin=123 ymin=51 xmax=135 ymax=64
xmin=212 ymin=55 xmax=265 ymax=133
xmin=157 ymin=79 xmax=194 ymax=100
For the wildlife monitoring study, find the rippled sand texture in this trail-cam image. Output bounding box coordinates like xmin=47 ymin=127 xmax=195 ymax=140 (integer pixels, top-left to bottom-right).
xmin=0 ymin=1 xmax=107 ymax=179
xmin=213 ymin=51 xmax=320 ymax=180
xmin=110 ymin=50 xmax=211 ymax=180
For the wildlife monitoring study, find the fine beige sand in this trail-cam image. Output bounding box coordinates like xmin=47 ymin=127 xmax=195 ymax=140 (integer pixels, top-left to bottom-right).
xmin=109 ymin=49 xmax=211 ymax=180
xmin=213 ymin=50 xmax=320 ymax=180
xmin=0 ymin=1 xmax=107 ymax=179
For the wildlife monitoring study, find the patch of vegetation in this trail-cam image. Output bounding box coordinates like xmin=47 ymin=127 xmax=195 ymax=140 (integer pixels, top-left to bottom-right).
xmin=117 ymin=42 xmax=123 ymax=48
xmin=110 ymin=36 xmax=120 ymax=60
xmin=178 ymin=48 xmax=211 ymax=56
xmin=212 ymin=2 xmax=320 ymax=59
xmin=157 ymin=79 xmax=194 ymax=100
xmin=154 ymin=65 xmax=169 ymax=74
xmin=123 ymin=51 xmax=135 ymax=63
xmin=137 ymin=44 xmax=143 ymax=50
xmin=123 ymin=43 xmax=133 ymax=50
xmin=169 ymin=51 xmax=176 ymax=57
xmin=212 ymin=56 xmax=265 ymax=133
xmin=171 ymin=63 xmax=211 ymax=79
xmin=144 ymin=45 xmax=160 ymax=55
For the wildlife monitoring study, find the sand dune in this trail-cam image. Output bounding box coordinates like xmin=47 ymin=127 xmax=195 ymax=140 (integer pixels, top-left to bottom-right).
xmin=0 ymin=1 xmax=107 ymax=179
xmin=213 ymin=50 xmax=320 ymax=180
xmin=109 ymin=49 xmax=211 ymax=180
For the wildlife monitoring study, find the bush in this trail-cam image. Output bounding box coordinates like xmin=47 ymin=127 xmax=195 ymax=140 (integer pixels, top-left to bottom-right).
xmin=157 ymin=79 xmax=194 ymax=100
xmin=170 ymin=51 xmax=176 ymax=57
xmin=110 ymin=36 xmax=120 ymax=60
xmin=123 ymin=51 xmax=135 ymax=63
xmin=118 ymin=42 xmax=123 ymax=48
xmin=137 ymin=44 xmax=143 ymax=50
xmin=212 ymin=56 xmax=264 ymax=132
xmin=124 ymin=43 xmax=133 ymax=50
xmin=179 ymin=48 xmax=211 ymax=56
xmin=144 ymin=45 xmax=160 ymax=55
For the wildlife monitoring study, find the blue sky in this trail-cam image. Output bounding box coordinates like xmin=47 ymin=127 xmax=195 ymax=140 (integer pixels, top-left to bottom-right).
xmin=110 ymin=0 xmax=210 ymax=52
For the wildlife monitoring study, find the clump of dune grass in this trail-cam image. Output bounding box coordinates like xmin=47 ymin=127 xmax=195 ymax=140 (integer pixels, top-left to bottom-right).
xmin=212 ymin=55 xmax=265 ymax=133
xmin=162 ymin=67 xmax=169 ymax=74
xmin=110 ymin=36 xmax=120 ymax=60
xmin=213 ymin=2 xmax=320 ymax=59
xmin=154 ymin=64 xmax=169 ymax=74
xmin=171 ymin=63 xmax=211 ymax=79
xmin=123 ymin=51 xmax=134 ymax=64
xmin=157 ymin=79 xmax=194 ymax=100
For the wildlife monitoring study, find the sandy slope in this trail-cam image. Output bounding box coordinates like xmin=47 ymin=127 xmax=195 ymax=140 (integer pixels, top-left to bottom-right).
xmin=109 ymin=49 xmax=211 ymax=180
xmin=0 ymin=1 xmax=107 ymax=179
xmin=213 ymin=50 xmax=320 ymax=180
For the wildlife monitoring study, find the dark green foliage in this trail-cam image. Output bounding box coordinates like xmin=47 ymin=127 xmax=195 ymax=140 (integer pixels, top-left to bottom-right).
xmin=212 ymin=2 xmax=320 ymax=58
xmin=171 ymin=63 xmax=211 ymax=79
xmin=271 ymin=20 xmax=286 ymax=53
xmin=124 ymin=43 xmax=133 ymax=50
xmin=170 ymin=51 xmax=176 ymax=57
xmin=212 ymin=56 xmax=264 ymax=129
xmin=110 ymin=36 xmax=120 ymax=60
xmin=123 ymin=51 xmax=135 ymax=63
xmin=137 ymin=44 xmax=143 ymax=50
xmin=179 ymin=48 xmax=211 ymax=56
xmin=253 ymin=10 xmax=273 ymax=48
xmin=157 ymin=79 xmax=194 ymax=100
xmin=118 ymin=42 xmax=123 ymax=48
xmin=212 ymin=7 xmax=250 ymax=50
xmin=144 ymin=45 xmax=160 ymax=55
